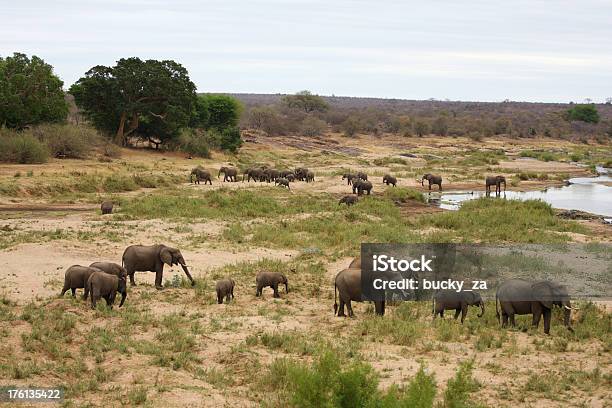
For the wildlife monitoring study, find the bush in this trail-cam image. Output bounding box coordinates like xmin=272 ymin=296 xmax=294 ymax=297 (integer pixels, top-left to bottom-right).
xmin=0 ymin=131 xmax=49 ymax=163
xmin=176 ymin=129 xmax=210 ymax=158
xmin=566 ymin=104 xmax=600 ymax=124
xmin=300 ymin=116 xmax=327 ymax=137
xmin=342 ymin=116 xmax=362 ymax=137
xmin=32 ymin=124 xmax=99 ymax=158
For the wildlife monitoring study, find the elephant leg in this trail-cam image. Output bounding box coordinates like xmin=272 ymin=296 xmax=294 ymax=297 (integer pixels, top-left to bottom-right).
xmin=347 ymin=300 xmax=354 ymax=318
xmin=501 ymin=313 xmax=508 ymax=328
xmin=273 ymin=284 xmax=280 ymax=298
xmin=71 ymin=288 xmax=76 ymax=297
xmin=256 ymin=285 xmax=262 ymax=297
xmin=453 ymin=309 xmax=461 ymax=320
xmin=83 ymin=286 xmax=89 ymax=300
xmin=337 ymin=299 xmax=346 ymax=317
xmin=155 ymin=269 xmax=163 ymax=290
xmin=460 ymin=306 xmax=468 ymax=324
xmin=509 ymin=313 xmax=516 ymax=328
xmin=439 ymin=310 xmax=444 ymax=318
xmin=91 ymin=291 xmax=100 ymax=309
xmin=532 ymin=309 xmax=542 ymax=328
xmin=543 ymin=309 xmax=552 ymax=334
xmin=217 ymin=291 xmax=223 ymax=304
xmin=429 ymin=184 xmax=432 ymax=191
xmin=128 ymin=271 xmax=137 ymax=286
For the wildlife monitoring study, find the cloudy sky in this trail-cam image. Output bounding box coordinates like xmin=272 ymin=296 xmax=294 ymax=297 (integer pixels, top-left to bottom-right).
xmin=2 ymin=0 xmax=611 ymax=102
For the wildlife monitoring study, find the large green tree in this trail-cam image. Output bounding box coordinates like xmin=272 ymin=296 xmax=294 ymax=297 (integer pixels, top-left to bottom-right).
xmin=70 ymin=57 xmax=196 ymax=145
xmin=199 ymin=94 xmax=242 ymax=130
xmin=566 ymin=104 xmax=600 ymax=124
xmin=282 ymin=90 xmax=328 ymax=113
xmin=0 ymin=53 xmax=68 ymax=129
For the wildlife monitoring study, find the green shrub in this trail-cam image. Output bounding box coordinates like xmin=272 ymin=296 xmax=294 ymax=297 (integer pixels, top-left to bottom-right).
xmin=441 ymin=360 xmax=481 ymax=408
xmin=0 ymin=131 xmax=49 ymax=163
xmin=32 ymin=124 xmax=100 ymax=158
xmin=384 ymin=187 xmax=426 ymax=203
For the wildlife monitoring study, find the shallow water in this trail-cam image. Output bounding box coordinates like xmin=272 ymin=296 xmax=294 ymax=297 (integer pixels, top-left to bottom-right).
xmin=428 ymin=167 xmax=612 ymax=217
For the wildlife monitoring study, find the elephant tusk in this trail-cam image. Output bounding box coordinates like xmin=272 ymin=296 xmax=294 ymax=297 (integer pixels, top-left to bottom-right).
xmin=564 ymin=305 xmax=572 ymax=310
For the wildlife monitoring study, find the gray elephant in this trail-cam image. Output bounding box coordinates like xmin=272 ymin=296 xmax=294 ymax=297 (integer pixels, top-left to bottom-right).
xmin=348 ymin=256 xmax=361 ymax=269
xmin=356 ymin=171 xmax=368 ymax=181
xmin=264 ymin=168 xmax=281 ymax=183
xmin=432 ymin=290 xmax=484 ymax=323
xmin=286 ymin=174 xmax=296 ymax=182
xmin=486 ymin=175 xmax=506 ymax=194
xmin=334 ymin=268 xmax=385 ymax=317
xmin=279 ymin=170 xmax=294 ymax=179
xmin=275 ymin=178 xmax=290 ymax=189
xmin=191 ymin=167 xmax=212 ymax=185
xmin=256 ymin=271 xmax=289 ymax=298
xmin=294 ymin=167 xmax=309 ymax=181
xmin=101 ymin=201 xmax=113 ymax=215
xmin=60 ymin=265 xmax=103 ymax=298
xmin=339 ymin=195 xmax=358 ymax=206
xmin=342 ymin=173 xmax=356 ymax=185
xmin=86 ymin=271 xmax=127 ymax=309
xmin=122 ymin=244 xmax=195 ymax=289
xmin=305 ymin=171 xmax=315 ymax=183
xmin=422 ymin=174 xmax=442 ymax=191
xmin=496 ymin=279 xmax=575 ymax=334
xmin=352 ymin=180 xmax=373 ymax=195
xmin=383 ymin=174 xmax=397 ymax=187
xmin=216 ymin=278 xmax=235 ymax=304
xmin=218 ymin=166 xmax=238 ymax=182
xmin=244 ymin=168 xmax=265 ymax=182
xmin=89 ymin=262 xmax=127 ymax=279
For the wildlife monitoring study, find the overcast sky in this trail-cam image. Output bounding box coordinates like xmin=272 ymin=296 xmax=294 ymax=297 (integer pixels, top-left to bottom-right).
xmin=2 ymin=0 xmax=611 ymax=102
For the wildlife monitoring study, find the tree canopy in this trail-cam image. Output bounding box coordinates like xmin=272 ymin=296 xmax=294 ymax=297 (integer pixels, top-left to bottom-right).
xmin=0 ymin=53 xmax=68 ymax=129
xmin=70 ymin=57 xmax=197 ymax=145
xmin=200 ymin=94 xmax=242 ymax=130
xmin=282 ymin=90 xmax=329 ymax=113
xmin=566 ymin=104 xmax=600 ymax=124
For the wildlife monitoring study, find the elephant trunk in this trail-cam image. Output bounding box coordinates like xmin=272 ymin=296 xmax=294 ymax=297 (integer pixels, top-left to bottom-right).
xmin=119 ymin=290 xmax=127 ymax=307
xmin=477 ymin=301 xmax=485 ymax=318
xmin=181 ymin=263 xmax=196 ymax=286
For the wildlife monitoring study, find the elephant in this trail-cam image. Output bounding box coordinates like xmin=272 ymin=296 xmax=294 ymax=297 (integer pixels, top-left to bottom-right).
xmin=432 ymin=290 xmax=484 ymax=323
xmin=275 ymin=178 xmax=290 ymax=189
xmin=496 ymin=279 xmax=575 ymax=334
xmin=339 ymin=195 xmax=358 ymax=206
xmin=342 ymin=173 xmax=356 ymax=185
xmin=279 ymin=170 xmax=294 ymax=178
xmin=89 ymin=262 xmax=128 ymax=279
xmin=286 ymin=174 xmax=296 ymax=182
xmin=122 ymin=244 xmax=195 ymax=289
xmin=383 ymin=174 xmax=397 ymax=187
xmin=334 ymin=268 xmax=385 ymax=317
xmin=256 ymin=272 xmax=289 ymax=298
xmin=294 ymin=167 xmax=309 ymax=181
xmin=422 ymin=174 xmax=442 ymax=191
xmin=356 ymin=171 xmax=368 ymax=181
xmin=352 ymin=180 xmax=373 ymax=195
xmin=348 ymin=256 xmax=361 ymax=269
xmin=86 ymin=271 xmax=127 ymax=309
xmin=218 ymin=166 xmax=238 ymax=182
xmin=305 ymin=171 xmax=315 ymax=183
xmin=244 ymin=168 xmax=265 ymax=182
xmin=191 ymin=167 xmax=212 ymax=185
xmin=264 ymin=168 xmax=281 ymax=183
xmin=60 ymin=265 xmax=104 ymax=298
xmin=215 ymin=278 xmax=235 ymax=304
xmin=486 ymin=175 xmax=506 ymax=194
xmin=101 ymin=201 xmax=113 ymax=215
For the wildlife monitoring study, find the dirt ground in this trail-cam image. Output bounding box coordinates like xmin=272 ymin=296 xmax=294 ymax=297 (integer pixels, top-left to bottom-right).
xmin=0 ymin=134 xmax=610 ymax=407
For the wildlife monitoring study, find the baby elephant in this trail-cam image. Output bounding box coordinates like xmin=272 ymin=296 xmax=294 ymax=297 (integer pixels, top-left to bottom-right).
xmin=432 ymin=290 xmax=484 ymax=323
xmin=101 ymin=201 xmax=113 ymax=215
xmin=86 ymin=271 xmax=127 ymax=309
xmin=275 ymin=178 xmax=290 ymax=189
xmin=60 ymin=265 xmax=103 ymax=298
xmin=215 ymin=278 xmax=235 ymax=304
xmin=339 ymin=195 xmax=358 ymax=206
xmin=382 ymin=174 xmax=397 ymax=187
xmin=256 ymin=272 xmax=289 ymax=298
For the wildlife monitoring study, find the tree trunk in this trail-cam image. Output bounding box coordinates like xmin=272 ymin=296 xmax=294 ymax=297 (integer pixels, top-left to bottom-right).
xmin=115 ymin=112 xmax=127 ymax=146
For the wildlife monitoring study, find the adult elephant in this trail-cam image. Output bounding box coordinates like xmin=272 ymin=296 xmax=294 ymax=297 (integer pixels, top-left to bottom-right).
xmin=264 ymin=168 xmax=280 ymax=183
xmin=294 ymin=167 xmax=309 ymax=181
xmin=486 ymin=175 xmax=506 ymax=194
xmin=218 ymin=166 xmax=238 ymax=182
xmin=190 ymin=167 xmax=212 ymax=185
xmin=334 ymin=268 xmax=385 ymax=317
xmin=122 ymin=244 xmax=195 ymax=289
xmin=352 ymin=180 xmax=372 ymax=195
xmin=422 ymin=174 xmax=442 ymax=191
xmin=496 ymin=279 xmax=575 ymax=334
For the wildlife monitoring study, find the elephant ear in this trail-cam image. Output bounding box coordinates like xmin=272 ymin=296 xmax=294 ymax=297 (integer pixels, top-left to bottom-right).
xmin=532 ymin=282 xmax=554 ymax=309
xmin=160 ymin=248 xmax=173 ymax=266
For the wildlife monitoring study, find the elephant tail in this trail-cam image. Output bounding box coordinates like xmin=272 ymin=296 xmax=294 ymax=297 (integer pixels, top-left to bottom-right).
xmin=495 ymin=293 xmax=500 ymax=323
xmin=333 ymin=282 xmax=338 ymax=315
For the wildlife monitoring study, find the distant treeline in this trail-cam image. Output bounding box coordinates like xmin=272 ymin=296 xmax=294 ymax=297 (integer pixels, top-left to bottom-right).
xmin=234 ymin=92 xmax=612 ymax=142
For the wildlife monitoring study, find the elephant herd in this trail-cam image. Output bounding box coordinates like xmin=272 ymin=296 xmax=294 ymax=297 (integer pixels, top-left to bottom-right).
xmin=60 ymin=243 xmax=289 ymax=309
xmin=189 ymin=165 xmax=315 ymax=189
xmin=334 ymin=257 xmax=576 ymax=335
